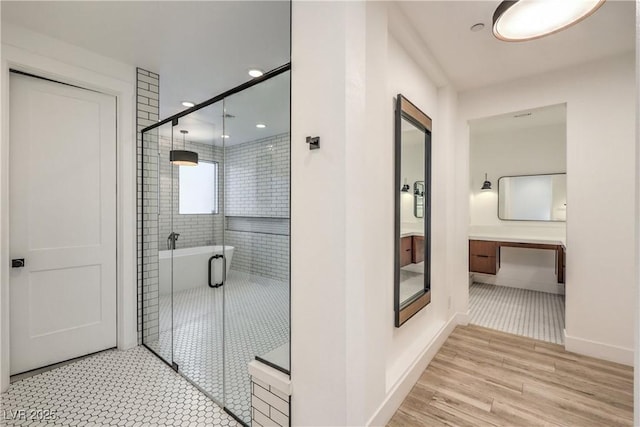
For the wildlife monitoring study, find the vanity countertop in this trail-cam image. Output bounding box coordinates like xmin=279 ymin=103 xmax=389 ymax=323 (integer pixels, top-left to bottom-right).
xmin=468 ymin=226 xmax=566 ymax=248
xmin=401 ymin=230 xmax=424 ymax=238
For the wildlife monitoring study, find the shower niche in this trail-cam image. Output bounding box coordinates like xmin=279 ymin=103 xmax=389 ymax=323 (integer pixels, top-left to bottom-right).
xmin=140 ymin=67 xmax=291 ymax=424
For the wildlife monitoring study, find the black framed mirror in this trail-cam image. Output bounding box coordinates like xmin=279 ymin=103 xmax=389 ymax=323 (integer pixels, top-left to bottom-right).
xmin=498 ymin=173 xmax=567 ymax=221
xmin=394 ymin=94 xmax=432 ymax=327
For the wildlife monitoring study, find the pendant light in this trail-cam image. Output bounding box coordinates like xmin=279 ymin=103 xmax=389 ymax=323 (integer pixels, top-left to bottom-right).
xmin=170 ymin=130 xmax=198 ymax=166
xmin=492 ymin=0 xmax=605 ymax=42
xmin=481 ymin=173 xmax=492 ymax=190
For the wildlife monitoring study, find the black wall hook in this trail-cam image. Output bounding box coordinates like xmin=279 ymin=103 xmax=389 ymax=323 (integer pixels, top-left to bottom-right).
xmin=306 ymin=136 xmax=320 ymax=150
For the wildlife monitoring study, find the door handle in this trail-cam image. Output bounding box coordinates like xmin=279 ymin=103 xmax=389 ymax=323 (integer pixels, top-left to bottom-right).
xmin=12 ymin=258 xmax=25 ymax=268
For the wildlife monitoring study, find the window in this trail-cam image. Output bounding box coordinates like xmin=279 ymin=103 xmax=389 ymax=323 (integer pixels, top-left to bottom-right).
xmin=179 ymin=161 xmax=218 ymax=214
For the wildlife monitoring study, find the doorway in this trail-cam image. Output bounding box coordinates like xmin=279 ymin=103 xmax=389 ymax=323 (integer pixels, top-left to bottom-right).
xmin=8 ymin=72 xmax=117 ymax=375
xmin=467 ymin=103 xmax=567 ymax=344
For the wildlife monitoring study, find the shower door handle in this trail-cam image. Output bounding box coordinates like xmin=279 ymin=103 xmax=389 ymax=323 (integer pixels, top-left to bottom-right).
xmin=208 ymin=254 xmax=225 ymax=288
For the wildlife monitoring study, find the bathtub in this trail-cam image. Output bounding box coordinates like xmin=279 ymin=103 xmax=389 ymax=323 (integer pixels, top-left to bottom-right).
xmin=159 ymin=245 xmax=234 ymax=295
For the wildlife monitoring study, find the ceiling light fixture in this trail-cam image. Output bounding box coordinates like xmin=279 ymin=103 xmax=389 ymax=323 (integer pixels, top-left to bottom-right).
xmin=248 ymin=69 xmax=264 ymax=78
xmin=470 ymin=23 xmax=485 ymax=32
xmin=221 ymin=134 xmax=230 ymax=139
xmin=256 ymin=123 xmax=267 ymax=129
xmin=181 ymin=101 xmax=195 ymax=108
xmin=492 ymin=0 xmax=605 ymax=42
xmin=170 ymin=130 xmax=198 ymax=166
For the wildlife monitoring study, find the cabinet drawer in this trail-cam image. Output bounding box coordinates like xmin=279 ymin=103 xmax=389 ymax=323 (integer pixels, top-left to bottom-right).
xmin=400 ymin=236 xmax=413 ymax=267
xmin=469 ymin=255 xmax=497 ymax=275
xmin=412 ymin=236 xmax=424 ymax=264
xmin=469 ymin=240 xmax=498 ymax=257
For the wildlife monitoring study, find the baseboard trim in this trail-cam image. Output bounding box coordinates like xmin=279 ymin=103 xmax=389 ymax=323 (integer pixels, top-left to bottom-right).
xmin=366 ymin=312 xmax=466 ymax=426
xmin=564 ymin=330 xmax=633 ymax=366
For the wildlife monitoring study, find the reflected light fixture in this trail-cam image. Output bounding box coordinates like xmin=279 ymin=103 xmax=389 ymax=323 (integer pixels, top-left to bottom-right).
xmin=170 ymin=130 xmax=198 ymax=166
xmin=181 ymin=101 xmax=195 ymax=108
xmin=481 ymin=173 xmax=492 ymax=190
xmin=221 ymin=134 xmax=230 ymax=139
xmin=492 ymin=0 xmax=605 ymax=42
xmin=256 ymin=123 xmax=267 ymax=129
xmin=248 ymin=69 xmax=264 ymax=78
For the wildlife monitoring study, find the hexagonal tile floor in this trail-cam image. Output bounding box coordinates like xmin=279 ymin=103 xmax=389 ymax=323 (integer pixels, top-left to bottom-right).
xmin=144 ymin=270 xmax=289 ymax=424
xmin=0 ymin=346 xmax=238 ymax=426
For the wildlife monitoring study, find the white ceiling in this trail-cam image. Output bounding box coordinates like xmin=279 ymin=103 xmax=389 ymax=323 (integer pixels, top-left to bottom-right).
xmin=1 ymin=1 xmax=290 ymax=145
xmin=398 ymin=0 xmax=635 ymax=91
xmin=469 ymin=103 xmax=566 ymax=135
xmin=157 ymin=71 xmax=290 ymax=146
xmin=2 ymin=0 xmax=634 ymax=141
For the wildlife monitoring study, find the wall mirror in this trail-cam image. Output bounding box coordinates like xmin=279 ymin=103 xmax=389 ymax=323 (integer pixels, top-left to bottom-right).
xmin=395 ymin=94 xmax=432 ymax=327
xmin=498 ymin=173 xmax=566 ymax=221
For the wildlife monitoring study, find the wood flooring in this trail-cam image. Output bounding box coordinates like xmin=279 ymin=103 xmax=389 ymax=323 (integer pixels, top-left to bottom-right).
xmin=388 ymin=325 xmax=634 ymax=427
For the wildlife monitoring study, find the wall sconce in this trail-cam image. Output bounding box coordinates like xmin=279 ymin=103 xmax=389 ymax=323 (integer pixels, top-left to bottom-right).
xmin=481 ymin=173 xmax=492 ymax=190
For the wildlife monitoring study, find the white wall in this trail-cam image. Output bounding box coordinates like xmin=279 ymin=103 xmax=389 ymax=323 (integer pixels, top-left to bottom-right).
xmin=458 ymin=53 xmax=636 ymax=364
xmin=0 ymin=23 xmax=137 ymax=390
xmin=470 ymin=123 xmax=566 ymax=227
xmin=291 ymin=2 xmax=462 ymax=425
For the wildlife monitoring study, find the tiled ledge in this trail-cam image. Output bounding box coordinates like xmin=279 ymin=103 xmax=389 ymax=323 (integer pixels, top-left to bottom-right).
xmin=248 ymin=360 xmax=291 ymax=427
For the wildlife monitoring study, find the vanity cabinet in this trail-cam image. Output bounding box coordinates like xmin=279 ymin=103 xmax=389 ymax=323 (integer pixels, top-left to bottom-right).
xmin=469 ymin=240 xmax=499 ymax=274
xmin=412 ymin=236 xmax=425 ymax=264
xmin=400 ymin=235 xmax=425 ymax=267
xmin=400 ymin=236 xmax=413 ymax=267
xmin=469 ymin=239 xmax=566 ymax=284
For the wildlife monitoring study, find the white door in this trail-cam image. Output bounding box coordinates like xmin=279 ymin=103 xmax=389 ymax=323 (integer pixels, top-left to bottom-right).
xmin=9 ymin=73 xmax=117 ymax=375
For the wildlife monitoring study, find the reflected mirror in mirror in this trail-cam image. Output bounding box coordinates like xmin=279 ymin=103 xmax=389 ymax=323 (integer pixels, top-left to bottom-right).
xmin=498 ymin=173 xmax=566 ymax=221
xmin=395 ymin=94 xmax=432 ymax=327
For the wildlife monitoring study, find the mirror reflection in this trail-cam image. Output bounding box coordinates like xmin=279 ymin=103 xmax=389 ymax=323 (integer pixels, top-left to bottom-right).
xmin=399 ymin=119 xmax=425 ymax=304
xmin=414 ymin=181 xmax=424 ymax=218
xmin=498 ymin=173 xmax=566 ymax=221
xmin=395 ymin=94 xmax=431 ymax=327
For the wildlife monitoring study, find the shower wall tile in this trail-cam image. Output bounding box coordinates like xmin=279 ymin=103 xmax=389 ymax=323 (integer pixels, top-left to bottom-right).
xmin=137 ymin=68 xmax=160 ymax=345
xmin=249 ymin=361 xmax=291 ymax=427
xmin=223 ymin=133 xmax=290 ymax=280
xmin=224 ymin=231 xmax=289 ymax=281
xmin=225 ymin=133 xmax=290 ymax=218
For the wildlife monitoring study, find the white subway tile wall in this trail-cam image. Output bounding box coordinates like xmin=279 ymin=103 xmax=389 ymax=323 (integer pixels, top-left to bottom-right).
xmin=137 ymin=68 xmax=160 ymax=345
xmin=251 ymin=379 xmax=290 ymax=427
xmin=224 ymin=133 xmax=290 ymax=280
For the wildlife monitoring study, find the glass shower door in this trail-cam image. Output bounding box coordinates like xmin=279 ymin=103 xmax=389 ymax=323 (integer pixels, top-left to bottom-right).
xmin=222 ymin=70 xmax=291 ymax=423
xmin=169 ymin=102 xmax=225 ymax=405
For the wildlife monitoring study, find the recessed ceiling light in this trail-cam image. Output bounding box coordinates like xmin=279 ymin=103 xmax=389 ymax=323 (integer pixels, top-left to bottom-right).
xmin=492 ymin=0 xmax=605 ymax=42
xmin=248 ymin=69 xmax=264 ymax=78
xmin=182 ymin=101 xmax=195 ymax=108
xmin=221 ymin=135 xmax=230 ymax=139
xmin=256 ymin=123 xmax=267 ymax=129
xmin=470 ymin=23 xmax=485 ymax=32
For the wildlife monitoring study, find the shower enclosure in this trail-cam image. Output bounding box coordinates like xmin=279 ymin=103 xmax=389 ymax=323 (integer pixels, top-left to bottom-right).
xmin=140 ymin=66 xmax=290 ymax=425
